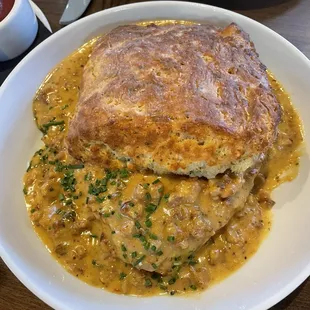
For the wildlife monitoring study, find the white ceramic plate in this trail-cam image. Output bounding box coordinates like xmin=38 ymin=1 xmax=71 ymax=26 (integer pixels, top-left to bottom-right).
xmin=0 ymin=2 xmax=309 ymax=310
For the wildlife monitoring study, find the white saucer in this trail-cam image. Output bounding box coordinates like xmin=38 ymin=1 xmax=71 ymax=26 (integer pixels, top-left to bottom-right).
xmin=30 ymin=1 xmax=52 ymax=33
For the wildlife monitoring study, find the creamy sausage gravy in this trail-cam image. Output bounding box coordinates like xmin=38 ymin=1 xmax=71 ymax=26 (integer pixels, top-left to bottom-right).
xmin=23 ymin=25 xmax=303 ymax=296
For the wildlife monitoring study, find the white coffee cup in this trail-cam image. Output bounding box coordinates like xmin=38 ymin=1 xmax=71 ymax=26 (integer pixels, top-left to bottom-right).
xmin=0 ymin=0 xmax=38 ymax=62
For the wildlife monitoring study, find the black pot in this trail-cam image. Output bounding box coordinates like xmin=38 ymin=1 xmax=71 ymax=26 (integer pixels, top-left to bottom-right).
xmin=195 ymin=0 xmax=289 ymax=10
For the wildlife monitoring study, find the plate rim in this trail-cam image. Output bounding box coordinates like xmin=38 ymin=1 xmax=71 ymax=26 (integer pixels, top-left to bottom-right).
xmin=0 ymin=1 xmax=310 ymax=310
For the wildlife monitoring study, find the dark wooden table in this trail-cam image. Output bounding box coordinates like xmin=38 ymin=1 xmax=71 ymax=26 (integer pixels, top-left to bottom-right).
xmin=1 ymin=0 xmax=310 ymax=309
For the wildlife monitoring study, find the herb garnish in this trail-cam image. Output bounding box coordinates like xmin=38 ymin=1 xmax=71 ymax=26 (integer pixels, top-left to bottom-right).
xmin=101 ymin=212 xmax=111 ymax=218
xmin=65 ymin=199 xmax=73 ymax=206
xmin=135 ymin=221 xmax=142 ymax=229
xmin=133 ymin=233 xmax=142 ymax=239
xmin=88 ymin=182 xmax=107 ymax=196
xmin=144 ymin=278 xmax=152 ymax=287
xmin=41 ymin=120 xmax=65 ymax=134
xmin=143 ymin=242 xmax=150 ymax=250
xmin=61 ymin=170 xmax=76 ymax=192
xmin=148 ymin=232 xmax=158 ymax=240
xmin=167 ymin=236 xmax=175 ymax=242
xmin=84 ymin=172 xmax=92 ymax=181
xmin=145 ymin=192 xmax=152 ymax=201
xmin=96 ymin=196 xmax=106 ymax=203
xmin=163 ymin=193 xmax=170 ymax=202
xmin=119 ymin=272 xmax=127 ymax=280
xmin=188 ymin=254 xmax=198 ymax=265
xmin=119 ymin=168 xmax=129 ymax=178
xmin=67 ymin=164 xmax=84 ymax=169
xmin=145 ymin=219 xmax=152 ymax=227
xmin=133 ymin=255 xmax=146 ymax=267
xmin=145 ymin=203 xmax=157 ymax=213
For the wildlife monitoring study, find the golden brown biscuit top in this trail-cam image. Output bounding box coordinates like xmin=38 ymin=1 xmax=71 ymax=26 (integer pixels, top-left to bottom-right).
xmin=67 ymin=23 xmax=281 ymax=178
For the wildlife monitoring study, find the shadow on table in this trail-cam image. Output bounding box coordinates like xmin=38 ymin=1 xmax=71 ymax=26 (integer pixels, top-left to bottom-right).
xmin=239 ymin=0 xmax=300 ymax=22
xmin=270 ymin=277 xmax=310 ymax=309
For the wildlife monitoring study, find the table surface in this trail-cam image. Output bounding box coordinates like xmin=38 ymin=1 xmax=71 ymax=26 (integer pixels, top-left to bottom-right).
xmin=1 ymin=0 xmax=310 ymax=309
